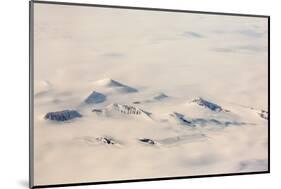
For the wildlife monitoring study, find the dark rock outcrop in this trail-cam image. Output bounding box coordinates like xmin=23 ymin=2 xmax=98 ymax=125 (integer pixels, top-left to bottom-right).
xmin=170 ymin=112 xmax=248 ymax=127
xmin=192 ymin=97 xmax=223 ymax=112
xmin=258 ymin=110 xmax=268 ymax=120
xmin=132 ymin=101 xmax=141 ymax=104
xmin=170 ymin=112 xmax=194 ymax=126
xmin=139 ymin=138 xmax=156 ymax=145
xmin=153 ymin=93 xmax=169 ymax=100
xmin=45 ymin=110 xmax=82 ymax=121
xmin=92 ymin=109 xmax=103 ymax=113
xmin=96 ymin=137 xmax=116 ymax=145
xmin=84 ymin=91 xmax=106 ymax=104
xmin=192 ymin=118 xmax=247 ymax=126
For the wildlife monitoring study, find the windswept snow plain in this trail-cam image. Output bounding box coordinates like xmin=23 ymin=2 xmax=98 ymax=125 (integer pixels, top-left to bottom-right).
xmin=33 ymin=3 xmax=268 ymax=186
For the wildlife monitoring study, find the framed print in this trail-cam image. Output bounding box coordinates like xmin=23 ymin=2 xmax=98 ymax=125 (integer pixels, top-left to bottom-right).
xmin=29 ymin=1 xmax=270 ymax=188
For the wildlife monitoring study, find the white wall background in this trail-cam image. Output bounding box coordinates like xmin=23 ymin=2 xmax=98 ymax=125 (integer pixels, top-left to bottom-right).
xmin=0 ymin=0 xmax=277 ymax=188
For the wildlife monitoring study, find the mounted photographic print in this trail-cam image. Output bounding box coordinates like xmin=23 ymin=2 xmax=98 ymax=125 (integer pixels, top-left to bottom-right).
xmin=30 ymin=1 xmax=269 ymax=188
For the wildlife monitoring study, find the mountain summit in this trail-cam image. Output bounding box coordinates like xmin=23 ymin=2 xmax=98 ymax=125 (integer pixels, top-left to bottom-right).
xmin=84 ymin=91 xmax=106 ymax=104
xmin=191 ymin=97 xmax=223 ymax=112
xmin=95 ymin=78 xmax=138 ymax=93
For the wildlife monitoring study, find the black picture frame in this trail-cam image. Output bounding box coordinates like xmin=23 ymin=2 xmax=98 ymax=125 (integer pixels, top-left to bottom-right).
xmin=29 ymin=1 xmax=270 ymax=188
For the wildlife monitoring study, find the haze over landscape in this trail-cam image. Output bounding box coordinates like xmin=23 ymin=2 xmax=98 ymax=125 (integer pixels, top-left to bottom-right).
xmin=33 ymin=3 xmax=268 ymax=186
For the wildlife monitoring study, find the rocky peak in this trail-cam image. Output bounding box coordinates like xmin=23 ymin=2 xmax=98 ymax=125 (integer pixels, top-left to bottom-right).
xmin=45 ymin=110 xmax=82 ymax=121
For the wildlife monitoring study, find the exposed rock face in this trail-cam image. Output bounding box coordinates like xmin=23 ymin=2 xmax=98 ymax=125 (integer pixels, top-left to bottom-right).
xmin=258 ymin=110 xmax=268 ymax=120
xmin=139 ymin=138 xmax=156 ymax=145
xmin=106 ymin=103 xmax=151 ymax=116
xmin=192 ymin=97 xmax=223 ymax=112
xmin=45 ymin=110 xmax=82 ymax=121
xmin=84 ymin=91 xmax=106 ymax=104
xmin=92 ymin=109 xmax=103 ymax=113
xmin=132 ymin=101 xmax=141 ymax=104
xmin=192 ymin=118 xmax=247 ymax=126
xmin=96 ymin=137 xmax=116 ymax=145
xmin=153 ymin=93 xmax=169 ymax=100
xmin=169 ymin=112 xmax=247 ymax=127
xmin=170 ymin=112 xmax=194 ymax=126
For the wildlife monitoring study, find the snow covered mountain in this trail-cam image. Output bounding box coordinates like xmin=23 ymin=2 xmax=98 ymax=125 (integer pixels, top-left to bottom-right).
xmin=92 ymin=103 xmax=152 ymax=121
xmin=94 ymin=78 xmax=138 ymax=93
